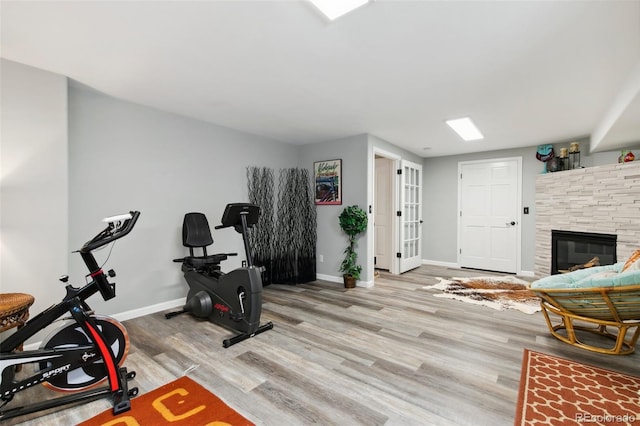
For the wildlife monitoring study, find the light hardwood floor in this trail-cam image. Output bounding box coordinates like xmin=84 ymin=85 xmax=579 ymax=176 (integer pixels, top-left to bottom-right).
xmin=5 ymin=265 xmax=639 ymax=425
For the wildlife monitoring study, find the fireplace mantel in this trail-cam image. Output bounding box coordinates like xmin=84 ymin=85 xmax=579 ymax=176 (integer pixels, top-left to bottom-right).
xmin=535 ymin=161 xmax=640 ymax=277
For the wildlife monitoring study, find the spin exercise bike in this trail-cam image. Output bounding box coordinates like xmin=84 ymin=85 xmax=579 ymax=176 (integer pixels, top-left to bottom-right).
xmin=0 ymin=211 xmax=141 ymax=421
xmin=167 ymin=203 xmax=273 ymax=348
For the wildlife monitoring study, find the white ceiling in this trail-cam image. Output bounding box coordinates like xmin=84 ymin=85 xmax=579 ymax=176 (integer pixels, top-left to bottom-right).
xmin=2 ymin=0 xmax=639 ymax=158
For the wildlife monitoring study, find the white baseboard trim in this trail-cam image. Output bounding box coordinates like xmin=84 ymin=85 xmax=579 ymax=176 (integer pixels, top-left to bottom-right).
xmin=112 ymin=298 xmax=185 ymax=322
xmin=422 ymin=259 xmax=459 ymax=269
xmin=24 ymin=298 xmax=186 ymax=351
xmin=423 ymin=259 xmax=536 ymax=278
xmin=316 ymin=273 xmax=373 ymax=288
xmin=316 ymin=273 xmax=342 ymax=283
xmin=358 ymin=279 xmax=374 ymax=288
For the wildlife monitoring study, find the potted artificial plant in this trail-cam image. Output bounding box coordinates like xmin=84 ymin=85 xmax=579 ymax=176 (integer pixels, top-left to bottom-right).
xmin=338 ymin=205 xmax=368 ymax=288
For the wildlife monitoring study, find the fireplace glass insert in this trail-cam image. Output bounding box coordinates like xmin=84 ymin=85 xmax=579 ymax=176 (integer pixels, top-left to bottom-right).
xmin=551 ymin=230 xmax=616 ymax=275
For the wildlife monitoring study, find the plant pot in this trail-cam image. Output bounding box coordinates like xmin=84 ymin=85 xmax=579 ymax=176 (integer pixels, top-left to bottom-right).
xmin=343 ymin=274 xmax=356 ymax=289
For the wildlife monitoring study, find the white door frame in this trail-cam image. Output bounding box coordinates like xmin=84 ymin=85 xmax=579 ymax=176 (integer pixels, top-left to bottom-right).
xmin=372 ymin=148 xmax=401 ymax=275
xmin=457 ymin=156 xmax=523 ymax=274
xmin=374 ymin=157 xmax=394 ymax=271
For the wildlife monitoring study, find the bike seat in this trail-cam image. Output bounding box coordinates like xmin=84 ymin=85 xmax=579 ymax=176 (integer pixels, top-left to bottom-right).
xmin=183 ymin=254 xmax=228 ymax=269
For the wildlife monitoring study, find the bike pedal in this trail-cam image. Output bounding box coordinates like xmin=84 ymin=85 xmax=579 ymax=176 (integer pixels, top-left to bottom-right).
xmin=128 ymin=387 xmax=139 ymax=397
xmin=126 ymin=371 xmax=136 ymax=380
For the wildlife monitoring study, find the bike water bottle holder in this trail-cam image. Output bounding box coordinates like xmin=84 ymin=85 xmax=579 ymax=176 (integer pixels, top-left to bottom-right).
xmin=100 ymin=282 xmax=116 ymax=301
xmin=89 ymin=269 xmax=116 ymax=301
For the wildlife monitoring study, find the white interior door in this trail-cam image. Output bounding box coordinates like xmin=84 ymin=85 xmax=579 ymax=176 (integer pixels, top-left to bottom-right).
xmin=375 ymin=157 xmax=393 ymax=270
xmin=458 ymin=158 xmax=521 ymax=273
xmin=399 ymin=160 xmax=422 ymax=273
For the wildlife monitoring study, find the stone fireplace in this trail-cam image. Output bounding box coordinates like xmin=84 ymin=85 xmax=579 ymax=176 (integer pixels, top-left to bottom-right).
xmin=535 ymin=161 xmax=640 ymax=277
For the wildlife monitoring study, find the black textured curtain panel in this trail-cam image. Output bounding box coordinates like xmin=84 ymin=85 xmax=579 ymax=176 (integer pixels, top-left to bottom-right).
xmin=247 ymin=166 xmax=317 ymax=285
xmin=246 ymin=167 xmax=275 ymax=285
xmin=273 ymin=168 xmax=317 ymax=284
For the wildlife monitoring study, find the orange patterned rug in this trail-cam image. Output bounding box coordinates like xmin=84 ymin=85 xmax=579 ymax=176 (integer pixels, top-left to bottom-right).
xmin=79 ymin=375 xmax=253 ymax=426
xmin=515 ymin=349 xmax=640 ymax=425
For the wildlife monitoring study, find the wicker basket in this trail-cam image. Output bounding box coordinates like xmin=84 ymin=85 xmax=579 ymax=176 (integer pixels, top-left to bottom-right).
xmin=1 ymin=292 xmax=35 ymax=333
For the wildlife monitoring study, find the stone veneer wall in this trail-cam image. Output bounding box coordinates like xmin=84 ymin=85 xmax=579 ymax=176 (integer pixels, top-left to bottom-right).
xmin=535 ymin=161 xmax=640 ymax=277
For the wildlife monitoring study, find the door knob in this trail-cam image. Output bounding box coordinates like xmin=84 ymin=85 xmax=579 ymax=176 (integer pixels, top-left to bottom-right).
xmin=506 ymin=221 xmax=516 ymax=226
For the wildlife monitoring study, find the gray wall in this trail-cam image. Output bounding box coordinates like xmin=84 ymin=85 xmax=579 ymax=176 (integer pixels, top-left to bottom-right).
xmin=68 ymin=85 xmax=299 ymax=317
xmin=7 ymin=59 xmax=638 ymax=331
xmin=298 ymin=133 xmax=423 ymax=285
xmin=0 ymin=59 xmax=68 ymax=342
xmin=299 ymin=134 xmax=369 ymax=282
xmin=422 ymin=141 xmax=634 ymax=274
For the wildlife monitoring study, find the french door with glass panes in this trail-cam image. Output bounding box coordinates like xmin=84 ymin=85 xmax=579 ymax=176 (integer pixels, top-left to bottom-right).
xmin=399 ymin=160 xmax=422 ymax=273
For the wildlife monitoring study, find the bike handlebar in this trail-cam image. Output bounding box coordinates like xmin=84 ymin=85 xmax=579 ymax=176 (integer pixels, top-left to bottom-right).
xmin=80 ymin=211 xmax=141 ymax=253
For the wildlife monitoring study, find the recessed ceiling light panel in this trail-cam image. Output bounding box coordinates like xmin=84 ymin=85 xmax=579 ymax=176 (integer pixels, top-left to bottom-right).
xmin=445 ymin=117 xmax=484 ymax=141
xmin=309 ymin=0 xmax=370 ymax=21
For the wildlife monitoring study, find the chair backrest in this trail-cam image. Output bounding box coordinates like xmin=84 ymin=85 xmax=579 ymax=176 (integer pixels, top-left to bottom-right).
xmin=182 ymin=213 xmax=213 ymax=252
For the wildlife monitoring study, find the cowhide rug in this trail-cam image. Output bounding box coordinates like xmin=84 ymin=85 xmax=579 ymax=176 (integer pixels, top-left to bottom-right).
xmin=423 ymin=276 xmax=541 ymax=314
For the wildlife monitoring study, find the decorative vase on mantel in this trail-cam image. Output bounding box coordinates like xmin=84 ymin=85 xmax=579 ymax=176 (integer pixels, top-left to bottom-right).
xmin=618 ymin=150 xmax=635 ymax=163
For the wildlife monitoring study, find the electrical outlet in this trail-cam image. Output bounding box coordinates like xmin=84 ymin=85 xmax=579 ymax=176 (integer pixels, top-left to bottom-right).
xmin=319 ymin=254 xmax=324 ymax=262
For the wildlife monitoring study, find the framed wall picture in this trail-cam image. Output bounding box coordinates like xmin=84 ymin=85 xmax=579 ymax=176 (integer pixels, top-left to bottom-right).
xmin=314 ymin=159 xmax=342 ymax=205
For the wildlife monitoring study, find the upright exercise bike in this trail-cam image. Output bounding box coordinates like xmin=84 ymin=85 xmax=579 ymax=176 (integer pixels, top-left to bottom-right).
xmin=0 ymin=210 xmax=141 ymax=421
xmin=167 ymin=203 xmax=273 ymax=347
